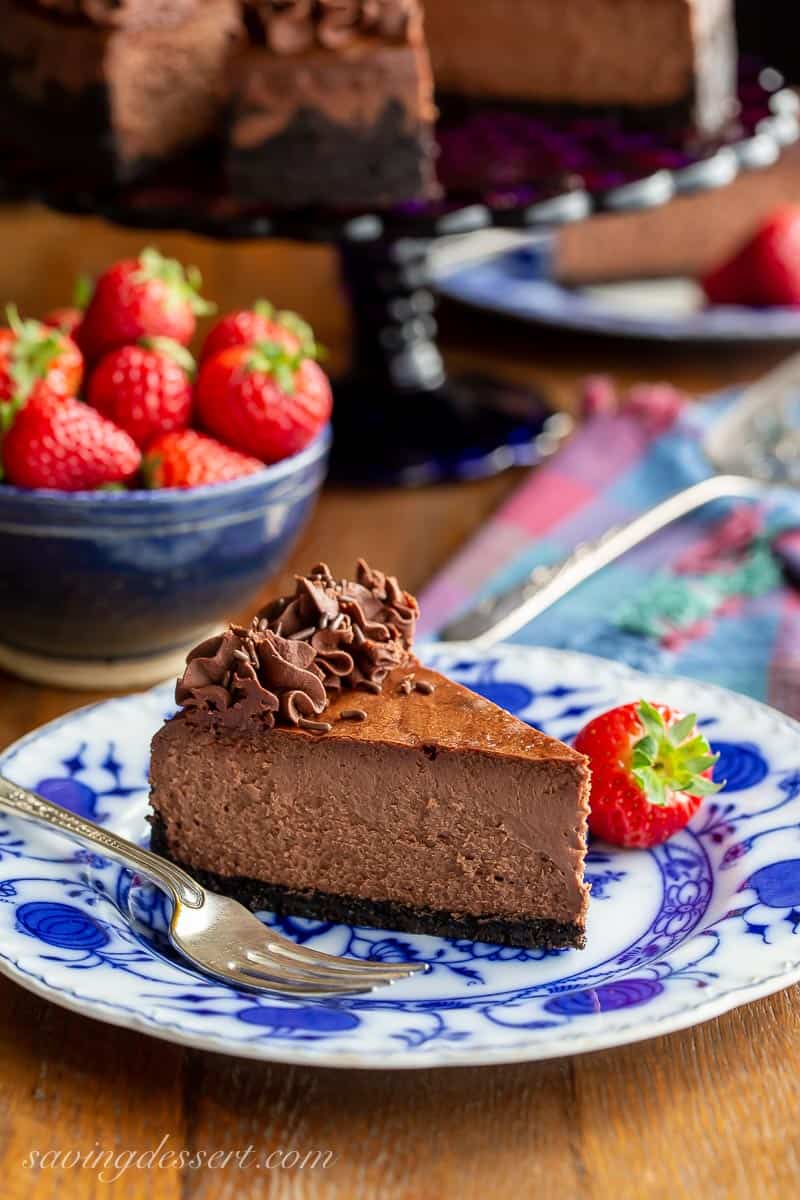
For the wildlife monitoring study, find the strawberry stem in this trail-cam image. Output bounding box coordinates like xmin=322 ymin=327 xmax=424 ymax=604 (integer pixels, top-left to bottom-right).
xmin=73 ymin=274 xmax=93 ymax=310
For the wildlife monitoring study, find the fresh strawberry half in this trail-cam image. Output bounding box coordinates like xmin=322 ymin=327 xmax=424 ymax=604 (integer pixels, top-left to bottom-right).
xmin=195 ymin=340 xmax=332 ymax=463
xmin=142 ymin=429 xmax=264 ymax=489
xmin=0 ymin=306 xmax=82 ymax=431
xmin=199 ymin=300 xmax=315 ymax=363
xmin=2 ymin=392 xmax=141 ymax=491
xmin=87 ymin=337 xmax=195 ymax=449
xmin=77 ymin=246 xmax=214 ymax=364
xmin=702 ymin=206 xmax=800 ymax=308
xmin=574 ymin=700 xmax=723 ymax=849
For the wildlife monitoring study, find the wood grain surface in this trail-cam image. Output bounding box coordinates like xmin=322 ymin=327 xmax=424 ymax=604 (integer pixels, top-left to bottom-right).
xmin=0 ymin=207 xmax=796 ymax=1200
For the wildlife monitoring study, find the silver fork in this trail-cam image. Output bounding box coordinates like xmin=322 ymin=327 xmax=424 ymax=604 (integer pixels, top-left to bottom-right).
xmin=0 ymin=776 xmax=427 ymax=996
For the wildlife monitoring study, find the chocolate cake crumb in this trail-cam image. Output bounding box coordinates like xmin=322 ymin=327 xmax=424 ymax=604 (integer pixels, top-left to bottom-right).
xmin=415 ymin=680 xmax=435 ymax=695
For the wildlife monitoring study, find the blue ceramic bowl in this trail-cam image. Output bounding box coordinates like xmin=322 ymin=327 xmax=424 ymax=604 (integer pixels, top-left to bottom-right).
xmin=0 ymin=426 xmax=330 ymax=663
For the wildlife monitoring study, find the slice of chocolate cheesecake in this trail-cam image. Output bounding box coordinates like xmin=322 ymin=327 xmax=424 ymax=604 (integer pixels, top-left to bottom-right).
xmin=149 ymin=562 xmax=590 ymax=950
xmin=228 ymin=0 xmax=437 ymax=209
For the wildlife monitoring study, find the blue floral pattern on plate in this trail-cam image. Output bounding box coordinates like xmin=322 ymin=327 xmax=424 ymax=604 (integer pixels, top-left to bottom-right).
xmin=0 ymin=644 xmax=798 ymax=1069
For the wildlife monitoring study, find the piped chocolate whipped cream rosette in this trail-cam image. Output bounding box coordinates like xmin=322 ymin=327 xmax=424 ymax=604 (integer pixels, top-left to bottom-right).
xmin=29 ymin=0 xmax=199 ymax=28
xmin=176 ymin=560 xmax=419 ymax=730
xmin=248 ymin=0 xmax=417 ymax=54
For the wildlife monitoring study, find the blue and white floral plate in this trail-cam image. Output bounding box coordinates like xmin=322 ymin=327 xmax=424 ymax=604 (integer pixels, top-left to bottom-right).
xmin=1 ymin=644 xmax=799 ymax=1070
xmin=434 ymin=248 xmax=800 ymax=343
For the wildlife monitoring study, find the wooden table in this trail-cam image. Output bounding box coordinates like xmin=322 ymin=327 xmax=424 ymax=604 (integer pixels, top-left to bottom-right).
xmin=1 ymin=209 xmax=797 ymax=1200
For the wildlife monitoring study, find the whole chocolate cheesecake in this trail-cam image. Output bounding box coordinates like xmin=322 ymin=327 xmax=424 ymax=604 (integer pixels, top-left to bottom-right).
xmin=424 ymin=0 xmax=737 ymax=137
xmin=149 ymin=562 xmax=591 ymax=950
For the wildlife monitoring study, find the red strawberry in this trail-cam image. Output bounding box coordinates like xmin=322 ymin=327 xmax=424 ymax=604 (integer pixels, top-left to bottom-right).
xmin=701 ymin=244 xmax=755 ymax=306
xmin=142 ymin=429 xmax=264 ymax=489
xmin=702 ymin=206 xmax=800 ymax=308
xmin=196 ymin=341 xmax=332 ymax=464
xmin=199 ymin=301 xmax=312 ymax=363
xmin=574 ymin=700 xmax=722 ymax=849
xmin=0 ymin=307 xmax=82 ymax=431
xmin=77 ymin=247 xmax=214 ymax=364
xmin=2 ymin=392 xmax=140 ymax=491
xmin=87 ymin=337 xmax=194 ymax=449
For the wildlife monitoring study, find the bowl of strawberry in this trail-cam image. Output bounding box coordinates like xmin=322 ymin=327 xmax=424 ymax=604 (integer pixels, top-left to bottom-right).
xmin=0 ymin=248 xmax=332 ymax=688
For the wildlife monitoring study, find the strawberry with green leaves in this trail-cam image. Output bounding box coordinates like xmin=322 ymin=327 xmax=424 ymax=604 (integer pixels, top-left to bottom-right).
xmin=87 ymin=337 xmax=195 ymax=449
xmin=199 ymin=301 xmax=313 ymax=363
xmin=574 ymin=700 xmax=722 ymax=849
xmin=2 ymin=392 xmax=140 ymax=491
xmin=0 ymin=306 xmax=82 ymax=433
xmin=196 ymin=338 xmax=332 ymax=464
xmin=143 ymin=429 xmax=264 ymax=489
xmin=77 ymin=247 xmax=214 ymax=365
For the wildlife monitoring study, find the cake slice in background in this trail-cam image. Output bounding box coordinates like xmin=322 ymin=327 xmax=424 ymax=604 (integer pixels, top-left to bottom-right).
xmin=149 ymin=561 xmax=591 ymax=951
xmin=424 ymin=0 xmax=738 ymax=138
xmin=0 ymin=0 xmax=244 ymax=183
xmin=228 ymin=0 xmax=437 ymax=208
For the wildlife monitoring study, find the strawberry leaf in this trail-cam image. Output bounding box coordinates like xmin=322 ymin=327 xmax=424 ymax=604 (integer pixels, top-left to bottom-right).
xmin=136 ymin=247 xmax=216 ymax=318
xmin=631 ymin=735 xmax=657 ymax=766
xmin=637 ymin=700 xmax=666 ymax=742
xmin=4 ymin=305 xmax=63 ymax=406
xmin=139 ymin=336 xmax=196 ymax=378
xmin=633 ymin=765 xmax=668 ymax=806
xmin=246 ymin=339 xmax=304 ymax=394
xmin=667 ymin=712 xmax=697 ymax=746
xmin=687 ymin=776 xmax=725 ymax=797
xmin=73 ymin=274 xmax=93 ymax=310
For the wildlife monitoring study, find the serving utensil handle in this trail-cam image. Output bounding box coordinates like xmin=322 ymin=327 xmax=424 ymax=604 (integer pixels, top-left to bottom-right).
xmin=438 ymin=474 xmax=760 ymax=647
xmin=0 ymin=775 xmax=204 ymax=909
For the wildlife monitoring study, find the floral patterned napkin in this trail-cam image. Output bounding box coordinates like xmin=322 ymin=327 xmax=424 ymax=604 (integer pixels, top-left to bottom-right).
xmin=419 ymin=380 xmax=800 ymax=719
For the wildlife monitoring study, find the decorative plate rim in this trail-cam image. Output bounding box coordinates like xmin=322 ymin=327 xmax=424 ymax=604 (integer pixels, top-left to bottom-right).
xmin=0 ymin=644 xmax=798 ymax=1070
xmin=433 ymin=259 xmax=800 ymax=345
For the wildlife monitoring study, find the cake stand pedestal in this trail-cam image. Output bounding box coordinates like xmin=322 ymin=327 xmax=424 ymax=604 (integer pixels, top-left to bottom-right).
xmin=333 ymin=234 xmax=556 ymax=485
xmin=1 ymin=62 xmax=797 ymax=485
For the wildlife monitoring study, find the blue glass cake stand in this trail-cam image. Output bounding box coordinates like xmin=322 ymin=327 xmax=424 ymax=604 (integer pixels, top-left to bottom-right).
xmin=1 ymin=62 xmax=796 ymax=485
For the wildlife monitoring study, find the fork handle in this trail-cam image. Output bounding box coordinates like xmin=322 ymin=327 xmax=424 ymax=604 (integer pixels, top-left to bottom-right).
xmin=438 ymin=473 xmax=761 ymax=647
xmin=0 ymin=775 xmax=204 ymax=909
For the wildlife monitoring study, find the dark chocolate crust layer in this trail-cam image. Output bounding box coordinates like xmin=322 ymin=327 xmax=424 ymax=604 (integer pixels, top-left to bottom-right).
xmin=150 ymin=814 xmax=585 ymax=951
xmin=229 ymin=100 xmax=434 ymax=209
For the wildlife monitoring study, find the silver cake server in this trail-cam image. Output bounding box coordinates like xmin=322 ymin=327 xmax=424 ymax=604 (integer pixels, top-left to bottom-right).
xmin=439 ymin=352 xmax=800 ymax=648
xmin=0 ymin=776 xmax=427 ymax=996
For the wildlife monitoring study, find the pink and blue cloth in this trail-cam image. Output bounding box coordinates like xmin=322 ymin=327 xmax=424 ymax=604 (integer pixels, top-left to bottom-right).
xmin=419 ymin=384 xmax=800 ymax=720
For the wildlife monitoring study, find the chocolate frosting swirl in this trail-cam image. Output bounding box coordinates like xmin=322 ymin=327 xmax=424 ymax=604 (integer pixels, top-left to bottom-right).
xmin=248 ymin=0 xmax=417 ymax=54
xmin=28 ymin=0 xmax=199 ymax=28
xmin=176 ymin=560 xmax=419 ymax=730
